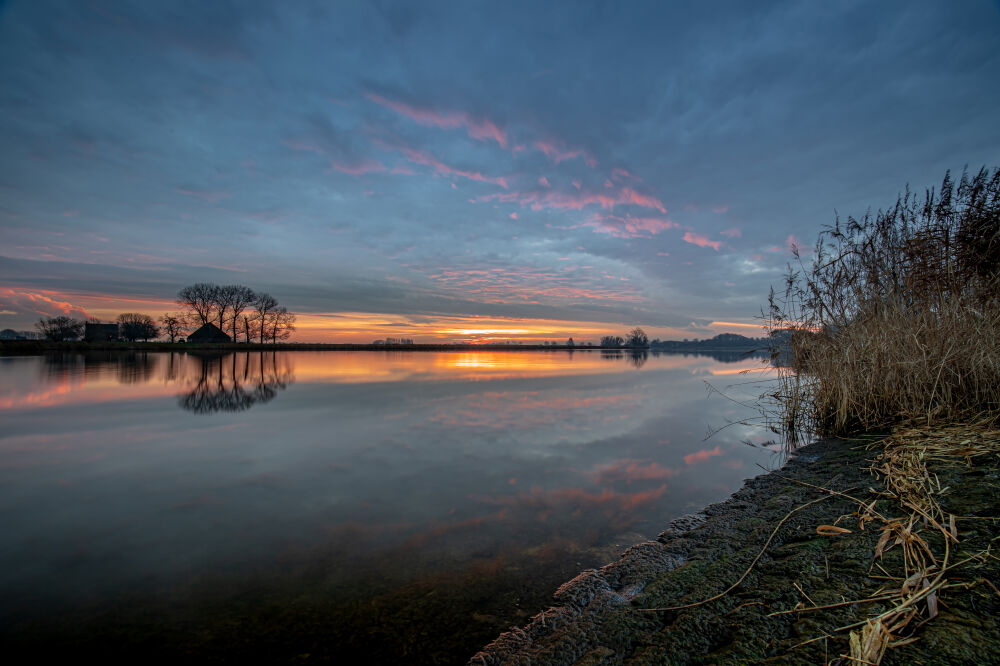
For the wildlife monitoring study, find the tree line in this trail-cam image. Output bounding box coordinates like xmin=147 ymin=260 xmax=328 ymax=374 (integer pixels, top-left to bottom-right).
xmin=600 ymin=327 xmax=649 ymax=348
xmin=31 ymin=283 xmax=295 ymax=343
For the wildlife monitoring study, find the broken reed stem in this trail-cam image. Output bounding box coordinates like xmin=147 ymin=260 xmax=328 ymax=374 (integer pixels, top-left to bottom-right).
xmin=637 ymin=492 xmax=836 ymax=613
xmin=758 ymin=465 xmax=889 ymax=521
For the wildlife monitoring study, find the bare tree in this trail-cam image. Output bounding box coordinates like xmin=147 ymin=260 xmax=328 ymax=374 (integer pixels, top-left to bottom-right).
xmin=600 ymin=335 xmax=624 ymax=348
xmin=213 ymin=285 xmax=236 ymax=334
xmin=251 ymin=292 xmax=279 ymax=343
xmin=36 ymin=316 xmax=84 ymax=341
xmin=222 ymin=285 xmax=256 ymax=343
xmin=626 ymin=327 xmax=649 ymax=348
xmin=118 ymin=313 xmax=159 ymax=342
xmin=266 ymin=306 xmax=296 ymax=343
xmin=177 ymin=283 xmax=219 ymax=326
xmin=241 ymin=315 xmax=253 ymax=343
xmin=160 ymin=313 xmax=187 ymax=343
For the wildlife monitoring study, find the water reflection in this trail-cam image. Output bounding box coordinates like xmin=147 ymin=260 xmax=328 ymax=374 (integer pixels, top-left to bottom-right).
xmin=600 ymin=348 xmax=649 ymax=368
xmin=0 ymin=350 xmax=780 ymax=664
xmin=179 ymin=352 xmax=294 ymax=414
xmin=599 ymin=348 xmax=766 ymax=367
xmin=41 ymin=351 xmax=158 ymax=384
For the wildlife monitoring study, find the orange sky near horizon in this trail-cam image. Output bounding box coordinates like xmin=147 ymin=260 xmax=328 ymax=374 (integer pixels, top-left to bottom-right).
xmin=1 ymin=286 xmax=767 ymax=343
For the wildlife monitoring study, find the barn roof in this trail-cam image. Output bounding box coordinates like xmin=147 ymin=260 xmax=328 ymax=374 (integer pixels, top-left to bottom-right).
xmin=187 ymin=322 xmax=231 ymax=343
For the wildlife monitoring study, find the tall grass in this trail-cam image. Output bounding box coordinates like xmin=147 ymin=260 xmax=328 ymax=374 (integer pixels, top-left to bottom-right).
xmin=766 ymin=166 xmax=1000 ymax=437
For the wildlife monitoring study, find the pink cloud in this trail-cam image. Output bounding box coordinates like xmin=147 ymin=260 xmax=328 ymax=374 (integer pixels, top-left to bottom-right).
xmin=538 ymin=176 xmax=551 ymax=188
xmin=604 ymin=179 xmax=614 ymax=188
xmin=591 ymin=459 xmax=677 ymax=485
xmin=480 ymin=184 xmax=666 ymax=215
xmin=534 ymin=139 xmax=598 ymax=167
xmin=365 ymin=92 xmax=508 ymax=148
xmin=712 ymin=204 xmax=729 ymax=214
xmin=390 ymin=164 xmax=416 ymax=175
xmin=683 ymin=231 xmax=722 ymax=251
xmin=0 ymin=287 xmax=90 ymax=320
xmin=380 ymin=141 xmax=508 ymax=188
xmin=330 ymin=159 xmax=386 ymax=176
xmin=587 ymin=214 xmax=679 ymax=238
xmin=684 ymin=446 xmax=722 ymax=465
xmin=619 ymin=187 xmax=666 ymax=213
xmin=509 ymin=212 xmax=518 ymax=220
xmin=720 ymin=227 xmax=742 ymax=238
xmin=611 ymin=168 xmax=637 ymax=181
xmin=572 ymin=180 xmax=582 ymax=190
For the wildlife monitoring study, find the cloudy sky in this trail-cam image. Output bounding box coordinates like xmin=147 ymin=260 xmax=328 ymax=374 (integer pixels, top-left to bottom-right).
xmin=1 ymin=0 xmax=998 ymax=342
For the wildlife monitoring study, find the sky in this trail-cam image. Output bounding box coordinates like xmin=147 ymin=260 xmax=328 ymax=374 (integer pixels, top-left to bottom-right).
xmin=1 ymin=0 xmax=998 ymax=343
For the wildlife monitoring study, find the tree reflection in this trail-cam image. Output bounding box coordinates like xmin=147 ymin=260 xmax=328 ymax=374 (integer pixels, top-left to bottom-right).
xmin=41 ymin=351 xmax=158 ymax=383
xmin=599 ymin=349 xmax=648 ymax=368
xmin=180 ymin=351 xmax=294 ymax=414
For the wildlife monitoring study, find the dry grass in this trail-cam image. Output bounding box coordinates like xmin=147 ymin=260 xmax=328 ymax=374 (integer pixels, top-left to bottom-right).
xmin=763 ymin=166 xmax=999 ymax=439
xmin=761 ymin=167 xmax=1000 ymax=663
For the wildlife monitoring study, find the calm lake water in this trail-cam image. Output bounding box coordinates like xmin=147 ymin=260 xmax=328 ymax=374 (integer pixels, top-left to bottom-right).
xmin=0 ymin=350 xmax=779 ymax=664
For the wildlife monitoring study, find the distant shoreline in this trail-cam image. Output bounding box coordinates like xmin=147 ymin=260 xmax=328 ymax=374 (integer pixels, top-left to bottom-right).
xmin=0 ymin=340 xmax=766 ymax=355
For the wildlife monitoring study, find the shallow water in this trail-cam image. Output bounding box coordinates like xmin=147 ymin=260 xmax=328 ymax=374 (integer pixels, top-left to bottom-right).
xmin=0 ymin=349 xmax=779 ymax=663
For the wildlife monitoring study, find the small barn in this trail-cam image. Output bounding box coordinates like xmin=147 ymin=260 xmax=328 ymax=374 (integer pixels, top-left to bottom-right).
xmin=84 ymin=322 xmax=119 ymax=342
xmin=187 ymin=323 xmax=231 ymax=343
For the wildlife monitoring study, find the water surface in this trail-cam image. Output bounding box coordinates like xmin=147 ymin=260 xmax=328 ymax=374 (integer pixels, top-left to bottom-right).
xmin=0 ymin=350 xmax=778 ymax=663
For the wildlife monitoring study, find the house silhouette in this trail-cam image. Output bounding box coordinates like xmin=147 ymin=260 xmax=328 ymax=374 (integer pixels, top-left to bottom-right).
xmin=84 ymin=322 xmax=119 ymax=342
xmin=187 ymin=323 xmax=231 ymax=343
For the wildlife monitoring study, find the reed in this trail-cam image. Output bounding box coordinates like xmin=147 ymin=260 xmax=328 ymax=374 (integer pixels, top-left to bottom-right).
xmin=765 ymin=166 xmax=1000 ymax=439
xmin=760 ymin=167 xmax=1000 ymax=663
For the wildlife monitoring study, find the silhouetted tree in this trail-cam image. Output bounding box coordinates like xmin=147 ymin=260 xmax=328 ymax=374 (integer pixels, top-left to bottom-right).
xmin=567 ymin=337 xmax=575 ymax=347
xmin=241 ymin=314 xmax=253 ymax=343
xmin=36 ymin=316 xmax=84 ymax=341
xmin=251 ymin=292 xmax=279 ymax=343
xmin=221 ymin=285 xmax=256 ymax=343
xmin=626 ymin=327 xmax=649 ymax=348
xmin=266 ymin=306 xmax=296 ymax=343
xmin=600 ymin=335 xmax=624 ymax=347
xmin=118 ymin=313 xmax=159 ymax=342
xmin=179 ymin=283 xmax=294 ymax=344
xmin=177 ymin=283 xmax=219 ymax=326
xmin=160 ymin=313 xmax=187 ymax=343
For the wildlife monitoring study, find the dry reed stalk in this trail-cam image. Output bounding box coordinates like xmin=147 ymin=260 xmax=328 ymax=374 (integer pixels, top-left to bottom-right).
xmin=757 ymin=168 xmax=1000 ymax=662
